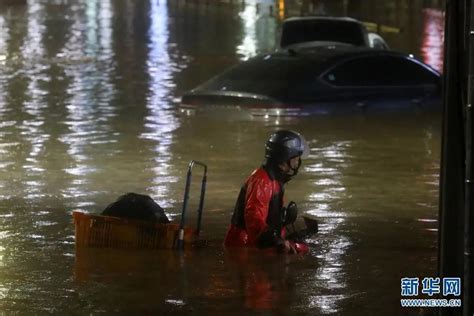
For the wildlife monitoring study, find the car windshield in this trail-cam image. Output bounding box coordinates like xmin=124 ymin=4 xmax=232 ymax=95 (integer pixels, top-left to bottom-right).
xmin=198 ymin=55 xmax=319 ymax=99
xmin=281 ymin=19 xmax=366 ymax=48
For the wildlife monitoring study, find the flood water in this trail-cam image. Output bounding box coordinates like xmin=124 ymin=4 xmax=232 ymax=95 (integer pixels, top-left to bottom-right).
xmin=0 ymin=0 xmax=445 ymax=315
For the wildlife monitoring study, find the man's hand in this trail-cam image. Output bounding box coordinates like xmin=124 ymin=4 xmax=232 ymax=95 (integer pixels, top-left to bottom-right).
xmin=280 ymin=240 xmax=297 ymax=254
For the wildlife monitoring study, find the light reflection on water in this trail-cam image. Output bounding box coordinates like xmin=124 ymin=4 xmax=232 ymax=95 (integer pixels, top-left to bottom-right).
xmin=421 ymin=8 xmax=444 ymax=73
xmin=141 ymin=0 xmax=181 ymax=207
xmin=0 ymin=0 xmax=443 ymax=314
xmin=237 ymin=2 xmax=258 ymax=60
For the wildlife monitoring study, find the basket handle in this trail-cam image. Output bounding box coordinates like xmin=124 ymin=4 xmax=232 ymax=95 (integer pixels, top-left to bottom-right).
xmin=176 ymin=160 xmax=207 ymax=250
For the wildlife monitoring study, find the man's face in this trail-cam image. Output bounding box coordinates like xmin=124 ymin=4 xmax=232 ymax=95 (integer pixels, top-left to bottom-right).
xmin=279 ymin=156 xmax=302 ymax=176
xmin=288 ymin=156 xmax=301 ymax=170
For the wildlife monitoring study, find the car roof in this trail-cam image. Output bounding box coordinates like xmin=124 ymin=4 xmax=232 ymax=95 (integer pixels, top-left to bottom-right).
xmin=271 ymin=45 xmax=414 ymax=72
xmin=282 ymin=16 xmax=364 ymax=24
xmin=201 ymin=45 xmax=437 ymax=80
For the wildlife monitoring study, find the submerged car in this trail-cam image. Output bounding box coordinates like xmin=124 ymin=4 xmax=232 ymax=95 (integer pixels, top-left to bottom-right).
xmin=279 ymin=16 xmax=389 ymax=50
xmin=181 ymin=45 xmax=441 ymax=116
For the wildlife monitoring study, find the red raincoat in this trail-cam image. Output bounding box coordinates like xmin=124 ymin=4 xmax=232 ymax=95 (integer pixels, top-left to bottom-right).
xmin=224 ymin=167 xmax=308 ymax=254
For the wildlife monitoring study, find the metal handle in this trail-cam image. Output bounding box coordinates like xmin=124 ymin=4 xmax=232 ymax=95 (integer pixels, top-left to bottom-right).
xmin=176 ymin=160 xmax=207 ymax=250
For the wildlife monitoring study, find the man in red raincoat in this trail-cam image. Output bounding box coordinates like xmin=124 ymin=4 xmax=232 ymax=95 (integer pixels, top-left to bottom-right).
xmin=224 ymin=130 xmax=309 ymax=254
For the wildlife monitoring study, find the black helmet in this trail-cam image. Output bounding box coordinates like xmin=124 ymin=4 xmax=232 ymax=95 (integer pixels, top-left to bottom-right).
xmin=265 ymin=130 xmax=309 ymax=163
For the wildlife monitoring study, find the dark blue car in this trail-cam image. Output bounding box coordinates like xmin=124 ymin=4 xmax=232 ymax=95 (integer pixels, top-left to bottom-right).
xmin=181 ymin=45 xmax=441 ymax=117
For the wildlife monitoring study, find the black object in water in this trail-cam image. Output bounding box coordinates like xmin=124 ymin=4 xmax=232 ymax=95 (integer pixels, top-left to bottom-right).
xmin=101 ymin=192 xmax=170 ymax=224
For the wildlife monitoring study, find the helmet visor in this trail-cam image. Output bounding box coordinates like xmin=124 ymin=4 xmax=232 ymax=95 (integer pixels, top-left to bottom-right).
xmin=284 ymin=133 xmax=310 ymax=159
xmin=300 ymin=136 xmax=310 ymax=159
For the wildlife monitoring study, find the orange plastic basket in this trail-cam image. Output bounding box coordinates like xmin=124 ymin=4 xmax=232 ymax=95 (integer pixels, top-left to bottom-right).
xmin=73 ymin=211 xmax=196 ymax=250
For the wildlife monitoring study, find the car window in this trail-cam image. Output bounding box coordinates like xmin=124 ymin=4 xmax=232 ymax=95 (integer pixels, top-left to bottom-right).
xmin=323 ymin=56 xmax=439 ymax=86
xmin=371 ymin=39 xmax=387 ymax=49
xmin=368 ymin=32 xmax=389 ymax=50
xmin=281 ymin=20 xmax=366 ymax=48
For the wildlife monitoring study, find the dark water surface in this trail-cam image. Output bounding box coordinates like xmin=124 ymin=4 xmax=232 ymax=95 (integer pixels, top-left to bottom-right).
xmin=0 ymin=0 xmax=444 ymax=314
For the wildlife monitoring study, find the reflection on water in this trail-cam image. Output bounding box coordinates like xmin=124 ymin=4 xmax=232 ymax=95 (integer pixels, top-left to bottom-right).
xmin=140 ymin=0 xmax=180 ymax=207
xmin=421 ymin=8 xmax=444 ymax=73
xmin=0 ymin=0 xmax=442 ymax=314
xmin=237 ymin=0 xmax=277 ymax=60
xmin=304 ymin=140 xmax=351 ymax=313
xmin=237 ymin=1 xmax=258 ymax=60
xmin=59 ymin=0 xmax=117 ymax=208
